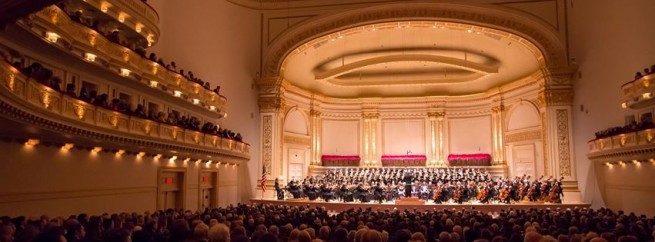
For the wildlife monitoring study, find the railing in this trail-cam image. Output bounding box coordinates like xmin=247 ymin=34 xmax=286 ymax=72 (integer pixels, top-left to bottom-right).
xmin=81 ymin=0 xmax=160 ymax=44
xmin=0 ymin=62 xmax=249 ymax=157
xmin=620 ymin=73 xmax=655 ymax=109
xmin=27 ymin=6 xmax=226 ymax=115
xmin=587 ymin=129 xmax=655 ymax=158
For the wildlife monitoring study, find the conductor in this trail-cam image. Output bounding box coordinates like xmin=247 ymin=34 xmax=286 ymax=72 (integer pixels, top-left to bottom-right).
xmin=403 ymin=169 xmax=413 ymax=197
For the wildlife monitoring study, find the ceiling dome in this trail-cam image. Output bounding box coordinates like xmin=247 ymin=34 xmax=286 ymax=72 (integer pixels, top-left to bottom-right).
xmin=281 ymin=21 xmax=542 ymax=98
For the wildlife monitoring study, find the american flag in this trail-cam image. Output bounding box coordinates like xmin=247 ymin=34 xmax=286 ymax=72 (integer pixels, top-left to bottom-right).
xmin=260 ymin=164 xmax=266 ymax=192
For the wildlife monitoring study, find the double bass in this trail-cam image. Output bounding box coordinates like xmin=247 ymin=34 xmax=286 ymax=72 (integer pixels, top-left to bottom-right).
xmin=498 ymin=187 xmax=510 ymax=202
xmin=548 ymin=177 xmax=564 ymax=203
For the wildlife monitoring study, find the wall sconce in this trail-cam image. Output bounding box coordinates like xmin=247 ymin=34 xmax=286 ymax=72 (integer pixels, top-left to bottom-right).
xmin=174 ymin=90 xmax=182 ymax=97
xmin=183 ymin=158 xmax=191 ymax=164
xmin=91 ymin=147 xmax=102 ymax=153
xmin=25 ymin=139 xmax=40 ymax=147
xmin=100 ymin=2 xmax=110 ymax=12
xmin=137 ymin=152 xmax=145 ymax=158
xmin=118 ymin=13 xmax=127 ymax=23
xmin=154 ymin=154 xmax=162 ymax=159
xmin=192 ymin=98 xmax=200 ymax=105
xmin=61 ymin=143 xmax=74 ymax=151
xmin=206 ymin=160 xmax=213 ymax=168
xmin=223 ymin=113 xmax=228 ymax=118
xmin=621 ymin=102 xmax=628 ymax=109
xmin=45 ymin=32 xmax=60 ymax=43
xmin=149 ymin=80 xmax=158 ymax=88
xmin=169 ymin=156 xmax=177 ymax=163
xmin=84 ymin=53 xmax=97 ymax=62
xmin=115 ymin=149 xmax=125 ymax=157
xmin=120 ymin=68 xmax=131 ymax=77
xmin=135 ymin=23 xmax=143 ymax=33
xmin=642 ymin=92 xmax=652 ymax=99
xmin=209 ymin=106 xmax=216 ymax=111
xmin=147 ymin=34 xmax=155 ymax=47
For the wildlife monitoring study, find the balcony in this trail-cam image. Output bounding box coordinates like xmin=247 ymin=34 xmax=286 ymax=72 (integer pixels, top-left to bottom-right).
xmin=80 ymin=0 xmax=160 ymax=45
xmin=621 ymin=73 xmax=655 ymax=109
xmin=0 ymin=61 xmax=249 ymax=161
xmin=20 ymin=6 xmax=225 ymax=115
xmin=587 ymin=129 xmax=655 ymax=162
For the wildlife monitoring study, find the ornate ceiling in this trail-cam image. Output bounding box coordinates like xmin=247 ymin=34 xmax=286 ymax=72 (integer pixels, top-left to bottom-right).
xmin=281 ymin=21 xmax=541 ymax=98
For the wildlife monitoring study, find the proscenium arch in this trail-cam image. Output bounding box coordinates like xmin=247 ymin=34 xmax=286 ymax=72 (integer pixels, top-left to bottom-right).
xmin=262 ymin=2 xmax=569 ymax=79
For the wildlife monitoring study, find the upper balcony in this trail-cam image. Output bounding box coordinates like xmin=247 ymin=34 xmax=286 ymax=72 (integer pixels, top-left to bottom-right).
xmin=72 ymin=0 xmax=160 ymax=46
xmin=0 ymin=60 xmax=249 ymax=163
xmin=621 ymin=73 xmax=655 ymax=110
xmin=19 ymin=5 xmax=226 ymax=116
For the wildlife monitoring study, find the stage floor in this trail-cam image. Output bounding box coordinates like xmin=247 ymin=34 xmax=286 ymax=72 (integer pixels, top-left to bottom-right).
xmin=250 ymin=198 xmax=591 ymax=213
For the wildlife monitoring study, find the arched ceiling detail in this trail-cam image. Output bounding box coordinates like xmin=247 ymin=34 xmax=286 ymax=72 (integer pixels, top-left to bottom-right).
xmin=262 ymin=2 xmax=568 ymax=83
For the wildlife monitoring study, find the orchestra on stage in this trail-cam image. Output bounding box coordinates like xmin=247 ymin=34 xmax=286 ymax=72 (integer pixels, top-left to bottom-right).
xmin=274 ymin=167 xmax=564 ymax=204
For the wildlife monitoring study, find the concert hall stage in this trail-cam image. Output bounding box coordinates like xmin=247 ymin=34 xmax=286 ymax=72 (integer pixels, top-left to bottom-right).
xmin=250 ymin=198 xmax=590 ymax=213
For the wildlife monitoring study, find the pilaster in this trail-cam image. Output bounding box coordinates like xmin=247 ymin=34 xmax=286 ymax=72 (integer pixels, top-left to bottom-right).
xmin=491 ymin=105 xmax=506 ymax=165
xmin=362 ymin=112 xmax=380 ymax=166
xmin=257 ymin=77 xmax=286 ymax=193
xmin=427 ymin=112 xmax=446 ymax=166
xmin=310 ymin=105 xmax=322 ymax=166
xmin=537 ymin=67 xmax=581 ymax=202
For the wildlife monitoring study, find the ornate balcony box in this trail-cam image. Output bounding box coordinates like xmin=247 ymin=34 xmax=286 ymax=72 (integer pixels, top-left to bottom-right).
xmin=621 ymin=73 xmax=655 ymax=109
xmin=587 ymin=129 xmax=655 ymax=161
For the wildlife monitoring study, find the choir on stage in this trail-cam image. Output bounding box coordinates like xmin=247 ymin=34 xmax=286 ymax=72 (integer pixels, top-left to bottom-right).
xmin=274 ymin=167 xmax=564 ymax=204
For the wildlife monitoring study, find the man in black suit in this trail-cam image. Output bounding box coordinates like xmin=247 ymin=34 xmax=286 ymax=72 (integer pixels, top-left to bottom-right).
xmin=403 ymin=169 xmax=413 ymax=197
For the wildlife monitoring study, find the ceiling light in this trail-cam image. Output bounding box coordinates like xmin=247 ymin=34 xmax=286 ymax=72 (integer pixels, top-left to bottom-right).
xmin=169 ymin=156 xmax=177 ymax=163
xmin=467 ymin=29 xmax=473 ymax=33
xmin=621 ymin=102 xmax=628 ymax=109
xmin=193 ymin=98 xmax=200 ymax=105
xmin=25 ymin=139 xmax=40 ymax=147
xmin=115 ymin=149 xmax=125 ymax=157
xmin=135 ymin=23 xmax=143 ymax=33
xmin=209 ymin=105 xmax=216 ymax=111
xmin=149 ymin=80 xmax=158 ymax=88
xmin=61 ymin=143 xmax=74 ymax=151
xmin=174 ymin=90 xmax=183 ymax=97
xmin=154 ymin=154 xmax=162 ymax=159
xmin=91 ymin=147 xmax=102 ymax=153
xmin=137 ymin=152 xmax=146 ymax=158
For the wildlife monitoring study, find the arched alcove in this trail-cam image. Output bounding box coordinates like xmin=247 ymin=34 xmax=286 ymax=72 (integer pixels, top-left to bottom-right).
xmin=284 ymin=110 xmax=309 ymax=135
xmin=507 ymin=102 xmax=541 ymax=131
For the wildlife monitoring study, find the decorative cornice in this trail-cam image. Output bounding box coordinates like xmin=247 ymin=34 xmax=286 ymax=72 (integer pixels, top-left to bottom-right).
xmin=263 ymin=2 xmax=568 ymax=79
xmin=505 ymin=130 xmax=541 ymax=143
xmin=283 ymin=134 xmax=311 ymax=145
xmin=0 ymin=100 xmax=249 ymax=162
xmin=537 ymin=88 xmax=573 ymax=107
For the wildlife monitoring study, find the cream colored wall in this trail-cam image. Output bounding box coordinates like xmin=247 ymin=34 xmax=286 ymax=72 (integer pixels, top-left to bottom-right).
xmin=569 ymin=0 xmax=655 ymax=211
xmin=147 ymin=0 xmax=261 ymax=203
xmin=447 ymin=116 xmax=493 ymax=154
xmin=321 ymin=120 xmax=360 ymax=155
xmin=0 ymin=142 xmax=231 ymax=217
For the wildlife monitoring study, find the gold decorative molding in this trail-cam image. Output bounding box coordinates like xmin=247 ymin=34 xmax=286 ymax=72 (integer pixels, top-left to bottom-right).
xmin=538 ymin=88 xmax=573 ymax=107
xmin=427 ymin=112 xmax=445 ymax=118
xmin=505 ymin=130 xmax=541 ymax=143
xmin=25 ymin=7 xmax=224 ymax=114
xmin=284 ymin=135 xmax=311 ymax=145
xmin=362 ymin=112 xmax=380 ymax=119
xmin=556 ymin=109 xmax=572 ymax=176
xmin=263 ymin=3 xmax=568 ymax=79
xmin=542 ymin=112 xmax=549 ymax=176
xmin=259 ymin=96 xmax=286 ymax=113
xmin=262 ymin=115 xmax=273 ymax=175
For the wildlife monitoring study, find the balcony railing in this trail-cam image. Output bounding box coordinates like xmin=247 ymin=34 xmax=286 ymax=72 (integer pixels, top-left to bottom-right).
xmin=82 ymin=0 xmax=160 ymax=45
xmin=26 ymin=6 xmax=226 ymax=115
xmin=0 ymin=61 xmax=249 ymax=157
xmin=620 ymin=73 xmax=655 ymax=109
xmin=587 ymin=129 xmax=655 ymax=160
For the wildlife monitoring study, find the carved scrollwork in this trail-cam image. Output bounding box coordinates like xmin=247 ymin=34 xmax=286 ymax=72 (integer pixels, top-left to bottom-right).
xmin=556 ymin=109 xmax=571 ymax=176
